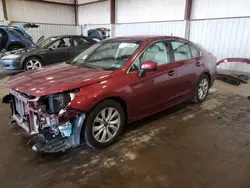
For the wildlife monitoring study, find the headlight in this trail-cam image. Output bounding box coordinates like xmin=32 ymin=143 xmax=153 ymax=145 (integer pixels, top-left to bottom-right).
xmin=47 ymin=89 xmax=79 ymax=114
xmin=1 ymin=54 xmax=20 ymax=60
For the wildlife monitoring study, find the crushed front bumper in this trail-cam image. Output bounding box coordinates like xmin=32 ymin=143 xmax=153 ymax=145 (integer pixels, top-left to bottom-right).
xmin=5 ymin=89 xmax=85 ymax=153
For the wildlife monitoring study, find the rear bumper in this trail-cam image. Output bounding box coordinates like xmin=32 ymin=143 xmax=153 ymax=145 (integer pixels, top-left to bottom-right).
xmin=0 ymin=59 xmax=23 ymax=70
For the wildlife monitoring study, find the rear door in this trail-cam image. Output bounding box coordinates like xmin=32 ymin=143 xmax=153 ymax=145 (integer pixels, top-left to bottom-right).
xmin=170 ymin=40 xmax=202 ymax=100
xmin=72 ymin=36 xmax=95 ymax=57
xmin=43 ymin=37 xmax=72 ymax=64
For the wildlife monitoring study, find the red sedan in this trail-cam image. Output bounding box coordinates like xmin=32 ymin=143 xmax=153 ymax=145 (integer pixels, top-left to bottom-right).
xmin=5 ymin=36 xmax=216 ymax=152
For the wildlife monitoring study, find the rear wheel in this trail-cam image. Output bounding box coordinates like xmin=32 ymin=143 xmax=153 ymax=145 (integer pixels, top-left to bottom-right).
xmin=193 ymin=74 xmax=210 ymax=103
xmin=24 ymin=57 xmax=43 ymax=71
xmin=83 ymin=100 xmax=125 ymax=149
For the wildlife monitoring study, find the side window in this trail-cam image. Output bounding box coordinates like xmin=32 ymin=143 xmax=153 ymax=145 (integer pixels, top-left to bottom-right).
xmin=73 ymin=37 xmax=90 ymax=47
xmin=13 ymin=29 xmax=24 ymax=36
xmin=171 ymin=41 xmax=191 ymax=61
xmin=49 ymin=37 xmax=71 ymax=49
xmin=130 ymin=41 xmax=169 ymax=72
xmin=189 ymin=45 xmax=200 ymax=57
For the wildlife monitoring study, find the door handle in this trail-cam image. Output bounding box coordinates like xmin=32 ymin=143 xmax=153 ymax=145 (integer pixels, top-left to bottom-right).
xmin=196 ymin=62 xmax=201 ymax=67
xmin=168 ymin=70 xmax=175 ymax=76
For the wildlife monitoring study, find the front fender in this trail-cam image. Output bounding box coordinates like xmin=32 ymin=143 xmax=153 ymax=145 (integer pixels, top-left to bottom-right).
xmin=68 ymin=81 xmax=109 ymax=112
xmin=68 ymin=81 xmax=127 ymax=112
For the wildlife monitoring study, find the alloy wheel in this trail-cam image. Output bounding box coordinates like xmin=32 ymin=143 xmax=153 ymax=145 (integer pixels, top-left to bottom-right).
xmin=198 ymin=78 xmax=209 ymax=100
xmin=26 ymin=59 xmax=42 ymax=70
xmin=92 ymin=107 xmax=121 ymax=143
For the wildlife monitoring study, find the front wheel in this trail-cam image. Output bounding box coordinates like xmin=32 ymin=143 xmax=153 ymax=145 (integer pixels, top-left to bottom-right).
xmin=24 ymin=57 xmax=43 ymax=71
xmin=193 ymin=74 xmax=210 ymax=103
xmin=83 ymin=100 xmax=125 ymax=149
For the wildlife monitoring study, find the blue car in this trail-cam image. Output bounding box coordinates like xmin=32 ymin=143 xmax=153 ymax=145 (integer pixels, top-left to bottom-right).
xmin=0 ymin=23 xmax=37 ymax=51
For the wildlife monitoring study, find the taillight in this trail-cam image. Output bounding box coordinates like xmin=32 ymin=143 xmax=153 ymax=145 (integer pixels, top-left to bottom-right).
xmin=28 ymin=37 xmax=33 ymax=41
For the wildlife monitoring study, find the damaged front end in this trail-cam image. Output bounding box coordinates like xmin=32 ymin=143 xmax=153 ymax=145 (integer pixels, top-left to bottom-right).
xmin=3 ymin=89 xmax=85 ymax=153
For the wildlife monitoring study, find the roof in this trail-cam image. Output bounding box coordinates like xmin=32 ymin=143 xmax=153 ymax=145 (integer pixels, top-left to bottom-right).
xmin=49 ymin=35 xmax=89 ymax=38
xmin=0 ymin=25 xmax=18 ymax=29
xmin=111 ymin=35 xmax=186 ymax=42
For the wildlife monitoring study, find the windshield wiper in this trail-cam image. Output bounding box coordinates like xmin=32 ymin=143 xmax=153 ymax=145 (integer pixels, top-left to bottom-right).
xmin=81 ymin=63 xmax=100 ymax=70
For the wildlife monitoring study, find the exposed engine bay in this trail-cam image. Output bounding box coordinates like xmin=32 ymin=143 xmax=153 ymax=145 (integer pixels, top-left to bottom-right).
xmin=3 ymin=89 xmax=85 ymax=153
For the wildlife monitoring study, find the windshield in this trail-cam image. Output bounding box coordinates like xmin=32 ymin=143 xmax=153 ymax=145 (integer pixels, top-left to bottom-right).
xmin=37 ymin=37 xmax=60 ymax=48
xmin=72 ymin=40 xmax=141 ymax=70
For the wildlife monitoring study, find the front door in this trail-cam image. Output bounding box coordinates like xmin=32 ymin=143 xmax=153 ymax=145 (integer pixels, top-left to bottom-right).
xmin=126 ymin=41 xmax=180 ymax=119
xmin=43 ymin=37 xmax=72 ymax=64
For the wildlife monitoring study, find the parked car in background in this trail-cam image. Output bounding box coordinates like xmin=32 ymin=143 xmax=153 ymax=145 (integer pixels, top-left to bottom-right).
xmin=0 ymin=35 xmax=96 ymax=70
xmin=3 ymin=36 xmax=216 ymax=153
xmin=88 ymin=27 xmax=110 ymax=41
xmin=0 ymin=24 xmax=38 ymax=51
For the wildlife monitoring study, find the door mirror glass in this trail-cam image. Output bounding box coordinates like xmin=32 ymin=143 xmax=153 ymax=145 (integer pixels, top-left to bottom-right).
xmin=139 ymin=61 xmax=158 ymax=77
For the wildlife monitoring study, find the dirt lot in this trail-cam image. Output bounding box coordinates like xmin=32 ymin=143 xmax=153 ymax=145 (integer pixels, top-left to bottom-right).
xmin=1 ymin=70 xmax=250 ymax=188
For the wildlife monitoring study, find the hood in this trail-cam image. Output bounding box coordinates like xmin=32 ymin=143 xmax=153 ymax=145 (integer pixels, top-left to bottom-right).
xmin=7 ymin=63 xmax=113 ymax=97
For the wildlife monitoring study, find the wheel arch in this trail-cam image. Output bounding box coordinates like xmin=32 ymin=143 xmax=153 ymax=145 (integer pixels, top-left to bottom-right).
xmin=203 ymin=71 xmax=212 ymax=87
xmin=87 ymin=96 xmax=128 ymax=124
xmin=22 ymin=55 xmax=44 ymax=69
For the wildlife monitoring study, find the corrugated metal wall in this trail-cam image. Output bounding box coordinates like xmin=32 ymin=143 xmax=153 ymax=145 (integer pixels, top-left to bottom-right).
xmin=190 ymin=0 xmax=250 ymax=72
xmin=7 ymin=0 xmax=75 ymax=25
xmin=11 ymin=23 xmax=81 ymax=42
xmin=6 ymin=0 xmax=78 ymax=44
xmin=191 ymin=0 xmax=250 ymax=19
xmin=113 ymin=0 xmax=185 ymax=37
xmin=45 ymin=0 xmax=74 ymax=4
xmin=78 ymin=1 xmax=110 ymax=25
xmin=78 ymin=0 xmax=100 ymax=4
xmin=114 ymin=21 xmax=185 ymax=37
xmin=116 ymin=0 xmax=185 ymax=23
xmin=190 ymin=18 xmax=250 ymax=71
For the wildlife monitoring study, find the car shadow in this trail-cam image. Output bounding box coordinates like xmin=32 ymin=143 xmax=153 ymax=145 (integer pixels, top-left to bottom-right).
xmin=124 ymin=101 xmax=192 ymax=133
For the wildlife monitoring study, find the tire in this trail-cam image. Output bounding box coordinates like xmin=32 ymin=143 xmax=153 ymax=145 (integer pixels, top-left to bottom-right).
xmin=192 ymin=74 xmax=210 ymax=103
xmin=24 ymin=57 xmax=43 ymax=71
xmin=8 ymin=44 xmax=23 ymax=51
xmin=84 ymin=100 xmax=125 ymax=149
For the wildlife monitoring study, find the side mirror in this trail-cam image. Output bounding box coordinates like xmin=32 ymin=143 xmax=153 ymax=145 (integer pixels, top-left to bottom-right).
xmin=139 ymin=61 xmax=158 ymax=77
